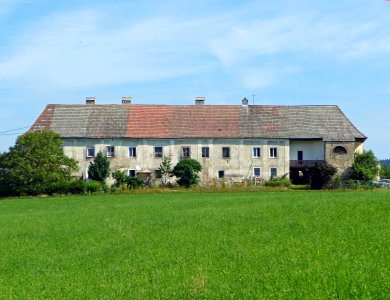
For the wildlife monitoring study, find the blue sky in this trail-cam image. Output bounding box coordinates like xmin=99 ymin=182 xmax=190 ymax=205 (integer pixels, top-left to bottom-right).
xmin=0 ymin=0 xmax=389 ymax=158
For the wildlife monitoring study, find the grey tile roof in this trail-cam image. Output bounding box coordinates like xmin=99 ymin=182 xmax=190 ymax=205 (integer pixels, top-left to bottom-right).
xmin=31 ymin=104 xmax=366 ymax=142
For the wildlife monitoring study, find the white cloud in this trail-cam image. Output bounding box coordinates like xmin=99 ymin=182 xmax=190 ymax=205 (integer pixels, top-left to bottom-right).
xmin=1 ymin=3 xmax=390 ymax=92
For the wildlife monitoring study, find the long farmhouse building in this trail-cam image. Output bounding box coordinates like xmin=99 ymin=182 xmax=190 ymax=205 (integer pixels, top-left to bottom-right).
xmin=31 ymin=97 xmax=366 ymax=184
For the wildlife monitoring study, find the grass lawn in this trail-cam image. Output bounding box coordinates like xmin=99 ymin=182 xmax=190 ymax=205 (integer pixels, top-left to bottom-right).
xmin=0 ymin=190 xmax=389 ymax=299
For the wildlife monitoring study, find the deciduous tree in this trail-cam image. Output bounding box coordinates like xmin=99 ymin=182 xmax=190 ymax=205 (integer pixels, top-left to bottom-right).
xmin=0 ymin=130 xmax=78 ymax=196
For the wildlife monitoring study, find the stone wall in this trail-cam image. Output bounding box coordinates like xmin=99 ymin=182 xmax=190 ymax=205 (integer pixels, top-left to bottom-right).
xmin=324 ymin=141 xmax=364 ymax=178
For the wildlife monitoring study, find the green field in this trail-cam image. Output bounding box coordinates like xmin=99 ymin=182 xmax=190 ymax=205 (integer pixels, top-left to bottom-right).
xmin=0 ymin=191 xmax=389 ymax=299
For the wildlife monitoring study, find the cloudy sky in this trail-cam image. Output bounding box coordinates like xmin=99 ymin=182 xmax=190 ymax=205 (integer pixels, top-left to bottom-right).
xmin=0 ymin=0 xmax=389 ymax=158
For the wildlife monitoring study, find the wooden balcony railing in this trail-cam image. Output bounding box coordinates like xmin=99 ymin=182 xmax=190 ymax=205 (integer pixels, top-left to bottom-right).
xmin=290 ymin=160 xmax=325 ymax=167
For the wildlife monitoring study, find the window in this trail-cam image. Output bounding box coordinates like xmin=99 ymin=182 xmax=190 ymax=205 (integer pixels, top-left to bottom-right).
xmin=86 ymin=146 xmax=95 ymax=158
xmin=270 ymin=147 xmax=278 ymax=158
xmin=155 ymin=146 xmax=163 ymax=158
xmin=333 ymin=146 xmax=347 ymax=155
xmin=181 ymin=147 xmax=191 ymax=158
xmin=222 ymin=147 xmax=230 ymax=158
xmin=270 ymin=167 xmax=278 ymax=177
xmin=129 ymin=147 xmax=137 ymax=157
xmin=253 ymin=167 xmax=261 ymax=177
xmin=155 ymin=169 xmax=162 ymax=178
xmin=218 ymin=170 xmax=225 ymax=178
xmin=107 ymin=146 xmax=115 ymax=157
xmin=202 ymin=147 xmax=209 ymax=158
xmin=253 ymin=147 xmax=261 ymax=158
xmin=128 ymin=169 xmax=136 ymax=177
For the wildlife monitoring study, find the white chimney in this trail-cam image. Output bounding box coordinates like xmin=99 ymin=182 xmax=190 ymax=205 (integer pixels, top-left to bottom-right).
xmin=86 ymin=97 xmax=96 ymax=105
xmin=122 ymin=97 xmax=132 ymax=104
xmin=195 ymin=97 xmax=205 ymax=105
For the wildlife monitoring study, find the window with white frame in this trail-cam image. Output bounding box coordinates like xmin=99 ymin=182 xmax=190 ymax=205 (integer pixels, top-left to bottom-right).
xmin=253 ymin=147 xmax=261 ymax=158
xmin=129 ymin=147 xmax=137 ymax=158
xmin=253 ymin=167 xmax=261 ymax=177
xmin=128 ymin=169 xmax=136 ymax=177
xmin=270 ymin=167 xmax=278 ymax=177
xmin=86 ymin=146 xmax=95 ymax=158
xmin=202 ymin=147 xmax=209 ymax=158
xmin=181 ymin=146 xmax=191 ymax=158
xmin=155 ymin=146 xmax=163 ymax=158
xmin=269 ymin=147 xmax=278 ymax=158
xmin=107 ymin=146 xmax=115 ymax=157
xmin=222 ymin=147 xmax=230 ymax=158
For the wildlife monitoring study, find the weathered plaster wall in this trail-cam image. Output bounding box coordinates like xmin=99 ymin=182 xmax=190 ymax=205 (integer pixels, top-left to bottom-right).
xmin=63 ymin=138 xmax=290 ymax=183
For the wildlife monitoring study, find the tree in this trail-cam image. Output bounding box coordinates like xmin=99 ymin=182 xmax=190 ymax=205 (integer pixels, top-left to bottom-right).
xmin=309 ymin=162 xmax=337 ymax=190
xmin=159 ymin=155 xmax=173 ymax=186
xmin=349 ymin=150 xmax=380 ymax=182
xmin=380 ymin=163 xmax=390 ymax=179
xmin=172 ymin=158 xmax=202 ymax=187
xmin=0 ymin=130 xmax=78 ymax=196
xmin=88 ymin=151 xmax=110 ymax=183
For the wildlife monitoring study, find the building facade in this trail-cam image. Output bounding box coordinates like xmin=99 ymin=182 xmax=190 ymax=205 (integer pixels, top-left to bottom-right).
xmin=31 ymin=97 xmax=366 ymax=184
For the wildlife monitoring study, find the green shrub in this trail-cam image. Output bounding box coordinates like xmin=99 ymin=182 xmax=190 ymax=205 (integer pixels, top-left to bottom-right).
xmin=172 ymin=158 xmax=202 ymax=188
xmin=265 ymin=177 xmax=291 ymax=187
xmin=126 ymin=177 xmax=144 ymax=189
xmin=309 ymin=162 xmax=337 ymax=190
xmin=85 ymin=181 xmax=101 ymax=193
xmin=112 ymin=170 xmax=128 ymax=187
xmin=350 ymin=150 xmax=380 ymax=181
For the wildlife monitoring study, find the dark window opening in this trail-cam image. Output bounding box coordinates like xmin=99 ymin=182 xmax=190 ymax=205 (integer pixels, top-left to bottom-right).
xmin=333 ymin=146 xmax=347 ymax=155
xmin=155 ymin=147 xmax=163 ymax=158
xmin=218 ymin=170 xmax=225 ymax=178
xmin=202 ymin=147 xmax=209 ymax=158
xmin=129 ymin=147 xmax=137 ymax=157
xmin=222 ymin=147 xmax=230 ymax=158
xmin=181 ymin=147 xmax=191 ymax=158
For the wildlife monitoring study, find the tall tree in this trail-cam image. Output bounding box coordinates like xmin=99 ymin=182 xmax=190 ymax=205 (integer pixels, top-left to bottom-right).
xmin=0 ymin=130 xmax=78 ymax=196
xmin=88 ymin=151 xmax=110 ymax=183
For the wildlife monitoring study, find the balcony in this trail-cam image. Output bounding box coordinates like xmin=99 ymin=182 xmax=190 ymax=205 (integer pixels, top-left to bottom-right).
xmin=290 ymin=160 xmax=325 ymax=168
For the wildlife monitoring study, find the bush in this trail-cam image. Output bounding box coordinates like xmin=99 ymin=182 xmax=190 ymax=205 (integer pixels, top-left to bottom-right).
xmin=350 ymin=150 xmax=380 ymax=182
xmin=172 ymin=158 xmax=202 ymax=187
xmin=85 ymin=181 xmax=102 ymax=193
xmin=309 ymin=162 xmax=337 ymax=190
xmin=265 ymin=177 xmax=291 ymax=187
xmin=113 ymin=170 xmax=128 ymax=187
xmin=126 ymin=177 xmax=144 ymax=189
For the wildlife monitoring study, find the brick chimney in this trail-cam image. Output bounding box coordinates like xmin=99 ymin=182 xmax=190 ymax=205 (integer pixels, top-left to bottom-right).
xmin=86 ymin=97 xmax=96 ymax=105
xmin=122 ymin=97 xmax=132 ymax=104
xmin=195 ymin=97 xmax=205 ymax=105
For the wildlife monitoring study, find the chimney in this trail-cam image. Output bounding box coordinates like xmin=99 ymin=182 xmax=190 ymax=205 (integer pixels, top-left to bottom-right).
xmin=195 ymin=97 xmax=205 ymax=105
xmin=122 ymin=96 xmax=132 ymax=104
xmin=86 ymin=97 xmax=96 ymax=105
xmin=242 ymin=97 xmax=249 ymax=107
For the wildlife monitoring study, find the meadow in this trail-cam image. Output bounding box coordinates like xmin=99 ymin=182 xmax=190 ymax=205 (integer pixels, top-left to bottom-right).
xmin=0 ymin=190 xmax=389 ymax=299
